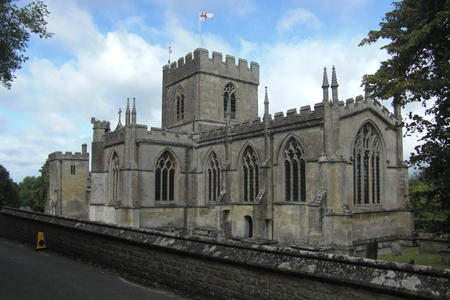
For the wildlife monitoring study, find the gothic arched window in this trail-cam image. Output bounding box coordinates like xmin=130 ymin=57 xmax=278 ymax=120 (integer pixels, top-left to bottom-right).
xmin=176 ymin=86 xmax=185 ymax=121
xmin=284 ymin=138 xmax=306 ymax=201
xmin=207 ymin=152 xmax=221 ymax=201
xmin=242 ymin=147 xmax=259 ymax=202
xmin=110 ymin=152 xmax=120 ymax=201
xmin=223 ymin=83 xmax=236 ymax=119
xmin=353 ymin=123 xmax=381 ymax=204
xmin=155 ymin=151 xmax=176 ymax=201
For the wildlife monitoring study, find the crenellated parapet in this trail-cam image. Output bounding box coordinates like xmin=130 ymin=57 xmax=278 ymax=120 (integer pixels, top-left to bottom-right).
xmin=320 ymin=67 xmax=398 ymax=124
xmin=198 ymin=102 xmax=326 ymax=142
xmin=91 ymin=117 xmax=111 ymax=141
xmin=338 ymin=95 xmax=398 ymax=124
xmin=103 ymin=128 xmax=125 ymax=146
xmin=48 ymin=151 xmax=89 ymax=162
xmin=91 ymin=118 xmax=111 ymax=130
xmin=136 ymin=127 xmax=195 ymax=145
xmin=163 ymin=48 xmax=259 ymax=86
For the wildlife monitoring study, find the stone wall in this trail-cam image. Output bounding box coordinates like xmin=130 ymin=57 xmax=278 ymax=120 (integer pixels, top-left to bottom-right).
xmin=2 ymin=208 xmax=448 ymax=300
xmin=419 ymin=237 xmax=450 ymax=255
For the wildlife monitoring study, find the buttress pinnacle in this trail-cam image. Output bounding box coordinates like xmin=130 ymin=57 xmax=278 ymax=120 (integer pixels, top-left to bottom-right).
xmin=132 ymin=98 xmax=137 ymax=124
xmin=331 ymin=66 xmax=339 ymax=102
xmin=322 ymin=67 xmax=329 ymax=102
xmin=264 ymin=86 xmax=269 ymax=117
xmin=125 ymin=98 xmax=131 ymax=125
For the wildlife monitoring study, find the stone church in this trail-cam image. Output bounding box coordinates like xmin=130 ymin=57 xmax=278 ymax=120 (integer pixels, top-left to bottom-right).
xmin=46 ymin=48 xmax=414 ymax=255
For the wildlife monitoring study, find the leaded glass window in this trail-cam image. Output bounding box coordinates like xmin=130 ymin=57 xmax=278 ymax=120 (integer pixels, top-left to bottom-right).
xmin=242 ymin=147 xmax=259 ymax=202
xmin=207 ymin=152 xmax=221 ymax=201
xmin=111 ymin=152 xmax=120 ymax=201
xmin=155 ymin=151 xmax=176 ymax=201
xmin=284 ymin=138 xmax=306 ymax=201
xmin=353 ymin=123 xmax=381 ymax=204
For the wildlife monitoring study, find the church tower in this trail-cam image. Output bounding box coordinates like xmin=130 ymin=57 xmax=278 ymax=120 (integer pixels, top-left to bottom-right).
xmin=162 ymin=48 xmax=259 ymax=132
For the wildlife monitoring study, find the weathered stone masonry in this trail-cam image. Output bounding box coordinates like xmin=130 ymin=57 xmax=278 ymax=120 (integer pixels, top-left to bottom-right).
xmin=63 ymin=48 xmax=414 ymax=256
xmin=1 ymin=208 xmax=449 ymax=300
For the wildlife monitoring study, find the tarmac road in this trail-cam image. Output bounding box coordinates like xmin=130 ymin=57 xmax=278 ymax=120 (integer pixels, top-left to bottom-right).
xmin=0 ymin=237 xmax=189 ymax=300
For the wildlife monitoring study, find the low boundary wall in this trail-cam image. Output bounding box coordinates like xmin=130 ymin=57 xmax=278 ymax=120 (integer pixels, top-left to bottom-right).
xmin=1 ymin=208 xmax=449 ymax=300
xmin=419 ymin=238 xmax=450 ymax=255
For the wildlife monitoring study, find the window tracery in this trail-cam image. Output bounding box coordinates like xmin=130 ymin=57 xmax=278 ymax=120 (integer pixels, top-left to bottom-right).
xmin=242 ymin=147 xmax=259 ymax=202
xmin=155 ymin=151 xmax=176 ymax=201
xmin=223 ymin=83 xmax=236 ymax=119
xmin=353 ymin=123 xmax=381 ymax=204
xmin=207 ymin=152 xmax=221 ymax=201
xmin=284 ymin=138 xmax=306 ymax=201
xmin=111 ymin=152 xmax=120 ymax=201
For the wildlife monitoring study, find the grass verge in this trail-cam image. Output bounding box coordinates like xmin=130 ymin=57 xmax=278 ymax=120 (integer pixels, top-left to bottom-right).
xmin=377 ymin=247 xmax=449 ymax=269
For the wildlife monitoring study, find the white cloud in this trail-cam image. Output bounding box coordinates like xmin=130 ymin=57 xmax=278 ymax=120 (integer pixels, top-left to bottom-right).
xmin=256 ymin=38 xmax=385 ymax=114
xmin=0 ymin=0 xmax=419 ymax=183
xmin=276 ymin=8 xmax=323 ymax=33
xmin=45 ymin=1 xmax=102 ymax=54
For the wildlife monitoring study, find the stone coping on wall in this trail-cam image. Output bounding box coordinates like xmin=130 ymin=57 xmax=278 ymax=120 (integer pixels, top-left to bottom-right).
xmin=440 ymin=250 xmax=450 ymax=266
xmin=1 ymin=207 xmax=450 ymax=299
xmin=418 ymin=237 xmax=450 ymax=255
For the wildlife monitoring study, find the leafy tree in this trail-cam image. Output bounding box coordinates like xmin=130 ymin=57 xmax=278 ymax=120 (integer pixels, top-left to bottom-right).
xmin=18 ymin=175 xmax=37 ymax=207
xmin=31 ymin=159 xmax=48 ymax=211
xmin=0 ymin=0 xmax=53 ymax=89
xmin=359 ymin=0 xmax=450 ymax=225
xmin=16 ymin=160 xmax=48 ymax=211
xmin=409 ymin=172 xmax=445 ymax=220
xmin=0 ymin=164 xmax=20 ymax=209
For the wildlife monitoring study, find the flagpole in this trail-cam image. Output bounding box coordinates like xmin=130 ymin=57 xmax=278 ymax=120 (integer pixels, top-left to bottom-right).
xmin=199 ymin=10 xmax=201 ymax=48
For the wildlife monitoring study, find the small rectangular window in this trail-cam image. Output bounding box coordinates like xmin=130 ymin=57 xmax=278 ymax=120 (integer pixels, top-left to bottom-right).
xmin=71 ymin=165 xmax=76 ymax=175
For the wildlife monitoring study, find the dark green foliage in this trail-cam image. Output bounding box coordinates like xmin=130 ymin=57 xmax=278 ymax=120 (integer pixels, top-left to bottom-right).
xmin=360 ymin=0 xmax=450 ymax=225
xmin=32 ymin=159 xmax=48 ymax=211
xmin=18 ymin=175 xmax=37 ymax=208
xmin=409 ymin=173 xmax=445 ymax=220
xmin=414 ymin=219 xmax=450 ymax=233
xmin=0 ymin=164 xmax=20 ymax=209
xmin=17 ymin=159 xmax=48 ymax=211
xmin=0 ymin=0 xmax=53 ymax=89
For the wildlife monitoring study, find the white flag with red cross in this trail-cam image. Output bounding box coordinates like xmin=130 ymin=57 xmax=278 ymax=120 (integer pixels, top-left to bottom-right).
xmin=200 ymin=12 xmax=214 ymax=21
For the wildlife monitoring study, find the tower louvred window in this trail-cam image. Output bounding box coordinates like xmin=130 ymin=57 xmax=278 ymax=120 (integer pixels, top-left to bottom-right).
xmin=176 ymin=86 xmax=185 ymax=121
xmin=224 ymin=83 xmax=236 ymax=119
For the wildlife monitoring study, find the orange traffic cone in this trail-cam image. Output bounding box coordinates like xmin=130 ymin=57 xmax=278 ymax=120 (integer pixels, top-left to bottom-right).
xmin=36 ymin=232 xmax=47 ymax=251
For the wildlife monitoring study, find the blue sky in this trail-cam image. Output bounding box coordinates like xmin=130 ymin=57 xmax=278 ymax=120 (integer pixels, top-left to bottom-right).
xmin=0 ymin=0 xmax=421 ymax=183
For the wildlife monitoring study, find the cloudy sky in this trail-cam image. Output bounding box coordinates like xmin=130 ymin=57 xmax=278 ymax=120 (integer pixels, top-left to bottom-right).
xmin=1 ymin=0 xmax=422 ymax=183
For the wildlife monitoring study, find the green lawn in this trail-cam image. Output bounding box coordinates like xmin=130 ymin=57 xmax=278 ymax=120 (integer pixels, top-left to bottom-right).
xmin=377 ymin=247 xmax=449 ymax=269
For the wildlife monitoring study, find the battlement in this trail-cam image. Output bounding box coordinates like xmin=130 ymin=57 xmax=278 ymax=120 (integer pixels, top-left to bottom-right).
xmin=198 ymin=103 xmax=326 ymax=142
xmin=91 ymin=117 xmax=111 ymax=130
xmin=145 ymin=127 xmax=194 ymax=143
xmin=338 ymin=95 xmax=398 ymax=123
xmin=103 ymin=128 xmax=125 ymax=146
xmin=163 ymin=48 xmax=259 ymax=86
xmin=48 ymin=151 xmax=89 ymax=162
